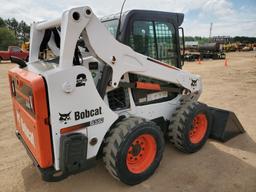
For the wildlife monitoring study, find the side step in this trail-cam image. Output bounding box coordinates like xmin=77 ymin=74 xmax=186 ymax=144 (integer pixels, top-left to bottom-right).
xmin=208 ymin=106 xmax=245 ymax=142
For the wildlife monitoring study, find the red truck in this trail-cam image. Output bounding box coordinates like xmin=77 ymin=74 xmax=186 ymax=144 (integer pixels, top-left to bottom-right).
xmin=0 ymin=46 xmax=29 ymax=63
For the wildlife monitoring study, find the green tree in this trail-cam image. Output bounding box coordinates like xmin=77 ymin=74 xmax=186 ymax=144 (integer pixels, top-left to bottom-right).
xmin=233 ymin=36 xmax=256 ymax=43
xmin=18 ymin=20 xmax=30 ymax=43
xmin=184 ymin=36 xmax=210 ymax=45
xmin=0 ymin=17 xmax=6 ymax=27
xmin=5 ymin=18 xmax=19 ymax=38
xmin=0 ymin=28 xmax=17 ymax=50
xmin=184 ymin=36 xmax=195 ymax=41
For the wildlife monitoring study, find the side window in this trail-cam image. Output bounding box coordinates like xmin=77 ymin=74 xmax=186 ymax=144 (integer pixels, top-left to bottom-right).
xmin=10 ymin=47 xmax=21 ymax=52
xmin=155 ymin=22 xmax=177 ymax=66
xmin=104 ymin=19 xmax=118 ymax=37
xmin=129 ymin=21 xmax=156 ymax=58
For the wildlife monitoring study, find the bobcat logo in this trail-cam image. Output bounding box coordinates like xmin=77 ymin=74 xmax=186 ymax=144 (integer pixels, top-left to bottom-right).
xmin=76 ymin=74 xmax=87 ymax=87
xmin=59 ymin=112 xmax=71 ymax=124
xmin=191 ymin=79 xmax=198 ymax=87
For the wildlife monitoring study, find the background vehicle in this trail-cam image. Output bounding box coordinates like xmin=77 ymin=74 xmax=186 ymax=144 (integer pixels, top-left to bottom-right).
xmin=0 ymin=46 xmax=29 ymax=62
xmin=21 ymin=42 xmax=30 ymax=51
xmin=183 ymin=42 xmax=225 ymax=61
xmin=198 ymin=43 xmax=226 ymax=59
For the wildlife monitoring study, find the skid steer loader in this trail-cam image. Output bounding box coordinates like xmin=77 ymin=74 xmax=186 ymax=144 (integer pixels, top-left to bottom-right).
xmin=8 ymin=6 xmax=244 ymax=185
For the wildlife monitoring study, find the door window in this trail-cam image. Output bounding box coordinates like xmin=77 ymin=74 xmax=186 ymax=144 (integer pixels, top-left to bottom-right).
xmin=128 ymin=20 xmax=177 ymax=66
xmin=155 ymin=22 xmax=177 ymax=65
xmin=129 ymin=21 xmax=156 ymax=58
xmin=10 ymin=47 xmax=21 ymax=52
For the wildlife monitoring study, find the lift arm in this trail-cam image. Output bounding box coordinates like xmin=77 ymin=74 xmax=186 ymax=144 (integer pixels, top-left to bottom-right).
xmin=29 ymin=6 xmax=202 ymax=97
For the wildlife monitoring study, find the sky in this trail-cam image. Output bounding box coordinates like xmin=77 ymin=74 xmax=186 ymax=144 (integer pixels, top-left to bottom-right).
xmin=0 ymin=0 xmax=255 ymax=37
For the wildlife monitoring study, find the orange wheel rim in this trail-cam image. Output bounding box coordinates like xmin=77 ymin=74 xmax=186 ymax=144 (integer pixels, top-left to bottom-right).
xmin=126 ymin=134 xmax=157 ymax=174
xmin=189 ymin=113 xmax=208 ymax=144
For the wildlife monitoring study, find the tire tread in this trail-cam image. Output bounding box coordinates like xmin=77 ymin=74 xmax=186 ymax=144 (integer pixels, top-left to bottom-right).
xmin=168 ymin=101 xmax=206 ymax=153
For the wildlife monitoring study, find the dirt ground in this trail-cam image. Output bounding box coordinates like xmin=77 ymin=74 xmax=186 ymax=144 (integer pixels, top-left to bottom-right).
xmin=0 ymin=51 xmax=256 ymax=192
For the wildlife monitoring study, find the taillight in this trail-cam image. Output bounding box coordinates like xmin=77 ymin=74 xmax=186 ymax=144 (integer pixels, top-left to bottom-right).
xmin=27 ymin=95 xmax=35 ymax=113
xmin=11 ymin=80 xmax=16 ymax=96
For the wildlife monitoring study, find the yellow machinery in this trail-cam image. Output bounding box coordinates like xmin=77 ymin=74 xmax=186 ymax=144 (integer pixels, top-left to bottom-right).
xmin=21 ymin=42 xmax=30 ymax=51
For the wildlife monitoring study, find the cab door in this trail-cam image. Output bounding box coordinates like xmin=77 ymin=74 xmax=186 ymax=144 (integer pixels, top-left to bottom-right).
xmin=122 ymin=11 xmax=182 ymax=68
xmin=122 ymin=14 xmax=181 ymax=106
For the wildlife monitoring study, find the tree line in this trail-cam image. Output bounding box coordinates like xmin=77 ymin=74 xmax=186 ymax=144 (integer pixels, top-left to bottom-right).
xmin=0 ymin=16 xmax=255 ymax=50
xmin=184 ymin=36 xmax=256 ymax=44
xmin=0 ymin=17 xmax=30 ymax=50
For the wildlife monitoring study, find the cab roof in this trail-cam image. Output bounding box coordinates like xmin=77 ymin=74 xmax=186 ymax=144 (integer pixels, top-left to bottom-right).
xmin=101 ymin=9 xmax=184 ymax=27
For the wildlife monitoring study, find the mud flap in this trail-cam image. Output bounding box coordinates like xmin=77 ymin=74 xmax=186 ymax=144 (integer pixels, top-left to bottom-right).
xmin=208 ymin=106 xmax=245 ymax=142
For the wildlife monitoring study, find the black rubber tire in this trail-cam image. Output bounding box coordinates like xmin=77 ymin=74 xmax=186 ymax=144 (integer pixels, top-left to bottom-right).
xmin=103 ymin=117 xmax=165 ymax=185
xmin=167 ymin=101 xmax=212 ymax=153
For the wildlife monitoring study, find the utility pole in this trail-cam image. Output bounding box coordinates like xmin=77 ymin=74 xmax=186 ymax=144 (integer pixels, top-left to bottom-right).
xmin=209 ymin=22 xmax=213 ymax=42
